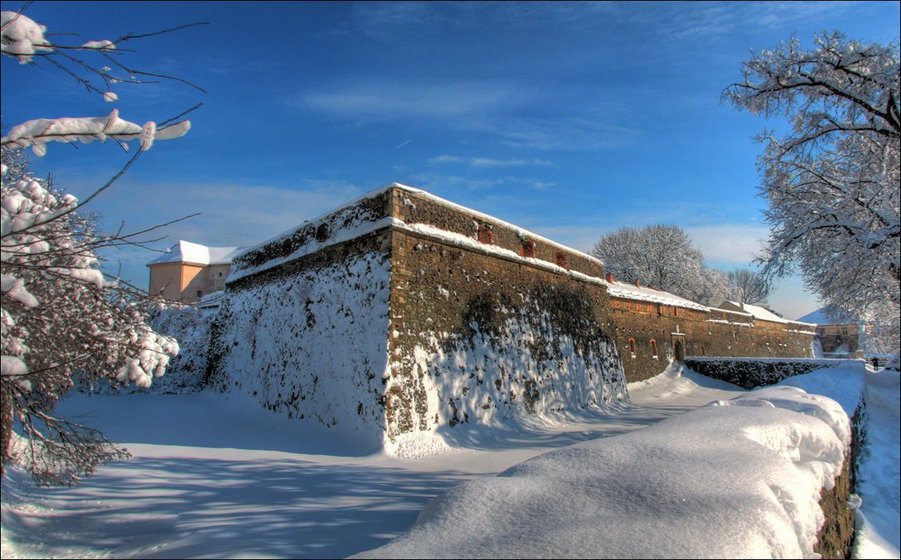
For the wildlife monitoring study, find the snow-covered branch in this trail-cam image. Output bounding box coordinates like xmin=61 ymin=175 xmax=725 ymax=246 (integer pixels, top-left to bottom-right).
xmin=2 ymin=6 xmax=202 ymax=485
xmin=727 ymin=32 xmax=900 ymax=354
xmin=1 ymin=109 xmax=191 ymax=156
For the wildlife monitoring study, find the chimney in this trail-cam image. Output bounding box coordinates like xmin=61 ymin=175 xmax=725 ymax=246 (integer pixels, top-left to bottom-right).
xmin=635 ymin=279 xmax=641 ymax=288
xmin=606 ymin=272 xmax=614 ymax=283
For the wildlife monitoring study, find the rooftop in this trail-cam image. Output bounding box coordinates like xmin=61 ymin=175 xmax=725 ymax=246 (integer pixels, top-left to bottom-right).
xmin=147 ymin=240 xmax=244 ymax=267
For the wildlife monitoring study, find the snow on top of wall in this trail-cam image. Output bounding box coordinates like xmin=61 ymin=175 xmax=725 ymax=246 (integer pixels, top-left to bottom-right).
xmin=232 ymin=183 xmax=409 ymax=260
xmin=724 ymin=301 xmax=814 ymax=325
xmin=607 ymin=281 xmax=710 ymax=312
xmin=147 ymin=240 xmax=243 ymax=266
xmin=230 ymin=183 xmax=604 ymax=279
xmin=398 ymin=184 xmax=605 ymax=269
xmin=402 ymin=222 xmax=589 ymax=278
xmin=229 ymin=217 xmax=401 ymax=282
xmin=224 ymin=184 xmax=721 ymax=314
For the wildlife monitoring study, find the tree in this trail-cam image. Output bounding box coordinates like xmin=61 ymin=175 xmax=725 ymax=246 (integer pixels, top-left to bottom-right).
xmin=590 ymin=224 xmax=730 ymax=306
xmin=726 ymin=268 xmax=771 ymax=305
xmin=725 ymin=32 xmax=900 ymax=352
xmin=1 ymin=8 xmax=202 ymax=485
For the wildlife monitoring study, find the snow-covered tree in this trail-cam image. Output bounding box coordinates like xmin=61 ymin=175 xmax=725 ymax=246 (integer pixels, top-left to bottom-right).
xmin=726 ymin=268 xmax=771 ymax=305
xmin=1 ymin=8 xmax=201 ymax=485
xmin=725 ymin=32 xmax=900 ymax=353
xmin=590 ymin=224 xmax=729 ymax=306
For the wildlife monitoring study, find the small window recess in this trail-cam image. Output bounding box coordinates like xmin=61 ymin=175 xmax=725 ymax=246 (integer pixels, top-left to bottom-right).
xmin=555 ymin=251 xmax=569 ymax=269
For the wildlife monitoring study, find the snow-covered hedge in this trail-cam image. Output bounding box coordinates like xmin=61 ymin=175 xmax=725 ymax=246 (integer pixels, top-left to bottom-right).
xmin=684 ymin=357 xmax=860 ymax=389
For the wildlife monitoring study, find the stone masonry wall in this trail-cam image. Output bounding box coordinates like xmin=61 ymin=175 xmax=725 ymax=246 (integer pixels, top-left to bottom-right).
xmin=390 ymin=188 xmax=604 ymax=278
xmin=384 ymin=225 xmax=625 ymax=441
xmin=610 ymin=297 xmax=815 ymax=383
xmin=206 ymin=184 xmax=815 ymax=443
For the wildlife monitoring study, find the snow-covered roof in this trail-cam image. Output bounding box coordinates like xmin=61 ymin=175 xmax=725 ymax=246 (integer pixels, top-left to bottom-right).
xmin=796 ymin=307 xmax=857 ymax=326
xmin=147 ymin=240 xmax=243 ymax=267
xmin=796 ymin=308 xmax=830 ymax=324
xmin=723 ymin=301 xmax=792 ymax=324
xmin=606 ymin=281 xmax=709 ymax=312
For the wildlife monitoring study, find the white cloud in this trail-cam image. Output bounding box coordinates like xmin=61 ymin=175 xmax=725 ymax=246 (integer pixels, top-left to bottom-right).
xmin=663 ymin=2 xmax=854 ymax=39
xmin=470 ymin=157 xmax=551 ymax=168
xmin=296 ymin=80 xmax=637 ymax=151
xmin=428 ymin=155 xmax=464 ymax=164
xmin=767 ymin=274 xmax=823 ymax=321
xmin=496 ymin=117 xmax=639 ymax=151
xmin=428 ymin=155 xmax=552 ymax=168
xmin=409 ymin=172 xmax=556 ymax=193
xmin=684 ymin=224 xmax=770 ymax=265
xmin=301 ymin=81 xmax=519 ymax=122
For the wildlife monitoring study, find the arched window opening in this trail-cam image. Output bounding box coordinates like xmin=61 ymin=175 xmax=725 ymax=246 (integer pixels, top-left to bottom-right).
xmin=628 ymin=338 xmax=636 ymax=358
xmin=650 ymin=339 xmax=658 ymax=359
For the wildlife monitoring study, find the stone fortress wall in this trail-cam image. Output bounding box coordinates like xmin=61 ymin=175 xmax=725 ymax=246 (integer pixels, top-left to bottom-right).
xmin=207 ymin=184 xmax=816 ymax=443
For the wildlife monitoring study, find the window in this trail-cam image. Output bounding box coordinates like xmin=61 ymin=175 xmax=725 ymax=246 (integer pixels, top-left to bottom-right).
xmin=196 ymin=290 xmax=203 ymax=298
xmin=521 ymin=239 xmax=536 ymax=258
xmin=477 ymin=223 xmax=494 ymax=244
xmin=650 ymin=339 xmax=658 ymax=359
xmin=315 ymin=223 xmax=330 ymax=242
xmin=555 ymin=251 xmax=569 ymax=269
xmin=628 ymin=338 xmax=636 ymax=358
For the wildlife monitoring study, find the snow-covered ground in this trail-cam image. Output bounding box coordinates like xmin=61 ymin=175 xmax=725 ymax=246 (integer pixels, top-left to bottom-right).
xmin=1 ymin=362 xmax=898 ymax=559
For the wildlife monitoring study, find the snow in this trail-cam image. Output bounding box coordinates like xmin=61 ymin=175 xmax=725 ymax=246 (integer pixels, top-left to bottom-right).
xmin=797 ymin=307 xmax=832 ymax=324
xmin=723 ymin=300 xmax=798 ymax=324
xmin=210 ymin=249 xmax=393 ymax=448
xmin=607 ymin=279 xmax=710 ymax=311
xmin=2 ymin=360 xmax=897 ymax=559
xmin=357 ymin=366 xmax=861 ymax=559
xmin=146 ymin=240 xmax=242 ymax=266
xmin=1 ymin=110 xmax=191 ymax=157
xmin=0 ymin=11 xmax=52 ymax=63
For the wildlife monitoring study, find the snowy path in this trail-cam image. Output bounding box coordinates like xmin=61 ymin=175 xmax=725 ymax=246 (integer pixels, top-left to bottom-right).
xmin=2 ymin=366 xmax=744 ymax=559
xmin=3 ymin=366 xmax=888 ymax=559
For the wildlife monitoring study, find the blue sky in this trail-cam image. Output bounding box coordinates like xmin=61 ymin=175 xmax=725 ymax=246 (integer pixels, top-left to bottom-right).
xmin=2 ymin=1 xmax=899 ymax=319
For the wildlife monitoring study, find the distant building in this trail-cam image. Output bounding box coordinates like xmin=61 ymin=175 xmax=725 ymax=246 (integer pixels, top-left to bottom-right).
xmin=147 ymin=240 xmax=243 ymax=303
xmin=796 ymin=307 xmax=862 ymax=357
